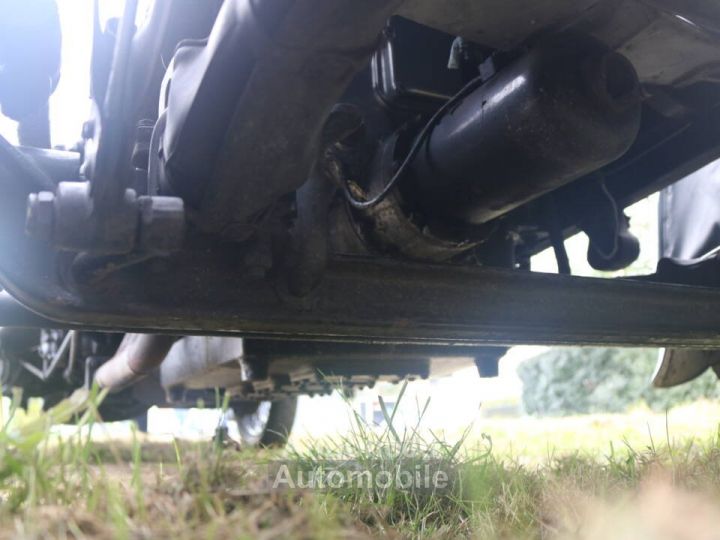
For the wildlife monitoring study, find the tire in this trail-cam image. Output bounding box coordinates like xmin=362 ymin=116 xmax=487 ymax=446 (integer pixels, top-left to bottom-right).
xmin=232 ymin=397 xmax=298 ymax=447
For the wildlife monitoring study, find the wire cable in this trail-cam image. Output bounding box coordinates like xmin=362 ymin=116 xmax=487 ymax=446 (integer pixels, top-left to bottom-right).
xmin=342 ymin=74 xmax=487 ymax=210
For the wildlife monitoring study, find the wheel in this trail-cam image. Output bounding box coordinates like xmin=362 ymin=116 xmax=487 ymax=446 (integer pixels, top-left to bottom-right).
xmin=232 ymin=397 xmax=298 ymax=447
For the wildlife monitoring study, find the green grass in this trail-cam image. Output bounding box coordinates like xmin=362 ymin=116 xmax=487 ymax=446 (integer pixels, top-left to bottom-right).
xmin=3 ymin=386 xmax=720 ymax=538
xmin=466 ymin=400 xmax=720 ymax=461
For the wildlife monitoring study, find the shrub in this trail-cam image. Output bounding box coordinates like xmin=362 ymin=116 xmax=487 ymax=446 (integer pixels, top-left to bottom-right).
xmin=517 ymin=348 xmax=720 ymax=416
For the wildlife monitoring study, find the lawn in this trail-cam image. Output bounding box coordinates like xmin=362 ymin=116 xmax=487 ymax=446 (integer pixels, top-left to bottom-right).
xmin=471 ymin=400 xmax=720 ymax=460
xmin=2 ymin=385 xmax=720 ymax=539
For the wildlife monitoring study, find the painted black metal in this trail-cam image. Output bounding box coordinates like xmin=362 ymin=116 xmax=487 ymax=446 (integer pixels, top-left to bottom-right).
xmin=644 ymin=255 xmax=720 ymax=288
xmin=83 ymin=0 xmax=223 ymax=217
xmin=410 ymin=35 xmax=642 ymax=225
xmin=241 ymin=340 xmax=474 ymax=364
xmin=473 ymin=347 xmax=505 ymax=378
xmin=24 ymin=180 xmax=186 ymax=256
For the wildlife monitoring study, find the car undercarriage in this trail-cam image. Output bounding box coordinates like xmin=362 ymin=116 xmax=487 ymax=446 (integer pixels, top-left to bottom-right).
xmin=2 ymin=0 xmax=720 ymax=439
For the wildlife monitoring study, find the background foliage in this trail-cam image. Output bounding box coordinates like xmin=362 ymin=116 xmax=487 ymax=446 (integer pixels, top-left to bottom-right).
xmin=518 ymin=348 xmax=720 ymax=416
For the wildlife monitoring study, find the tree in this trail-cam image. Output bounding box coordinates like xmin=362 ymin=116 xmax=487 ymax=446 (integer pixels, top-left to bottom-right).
xmin=518 ymin=347 xmax=720 ymax=416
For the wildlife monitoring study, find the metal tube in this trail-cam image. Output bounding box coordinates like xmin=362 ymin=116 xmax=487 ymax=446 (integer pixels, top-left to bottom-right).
xmin=18 ymin=103 xmax=52 ymax=149
xmin=94 ymin=333 xmax=175 ymax=391
xmin=17 ymin=147 xmax=81 ymax=183
xmin=89 ymin=0 xmax=139 ymax=210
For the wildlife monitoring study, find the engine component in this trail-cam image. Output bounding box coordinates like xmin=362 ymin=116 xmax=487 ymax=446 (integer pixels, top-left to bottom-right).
xmin=5 ymin=0 xmax=720 ymax=357
xmin=409 ymin=34 xmax=642 ymax=225
xmin=82 ymin=0 xmax=224 ymax=216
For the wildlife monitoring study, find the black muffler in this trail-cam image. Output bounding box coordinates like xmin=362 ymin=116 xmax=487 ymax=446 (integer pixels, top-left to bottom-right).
xmin=410 ymin=35 xmax=642 ymax=225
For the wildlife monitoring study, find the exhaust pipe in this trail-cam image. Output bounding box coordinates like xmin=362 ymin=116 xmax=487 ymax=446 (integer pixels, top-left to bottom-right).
xmin=94 ymin=333 xmax=175 ymax=391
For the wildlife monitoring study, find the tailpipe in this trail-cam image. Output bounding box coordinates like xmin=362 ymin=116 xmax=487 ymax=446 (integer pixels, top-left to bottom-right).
xmin=94 ymin=333 xmax=175 ymax=391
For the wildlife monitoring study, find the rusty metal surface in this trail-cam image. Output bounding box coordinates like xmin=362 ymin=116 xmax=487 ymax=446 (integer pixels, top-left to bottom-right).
xmin=4 ymin=246 xmax=720 ymax=347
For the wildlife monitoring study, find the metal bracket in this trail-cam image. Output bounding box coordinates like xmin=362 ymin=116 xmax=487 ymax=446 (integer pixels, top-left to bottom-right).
xmin=26 ymin=181 xmax=185 ymax=255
